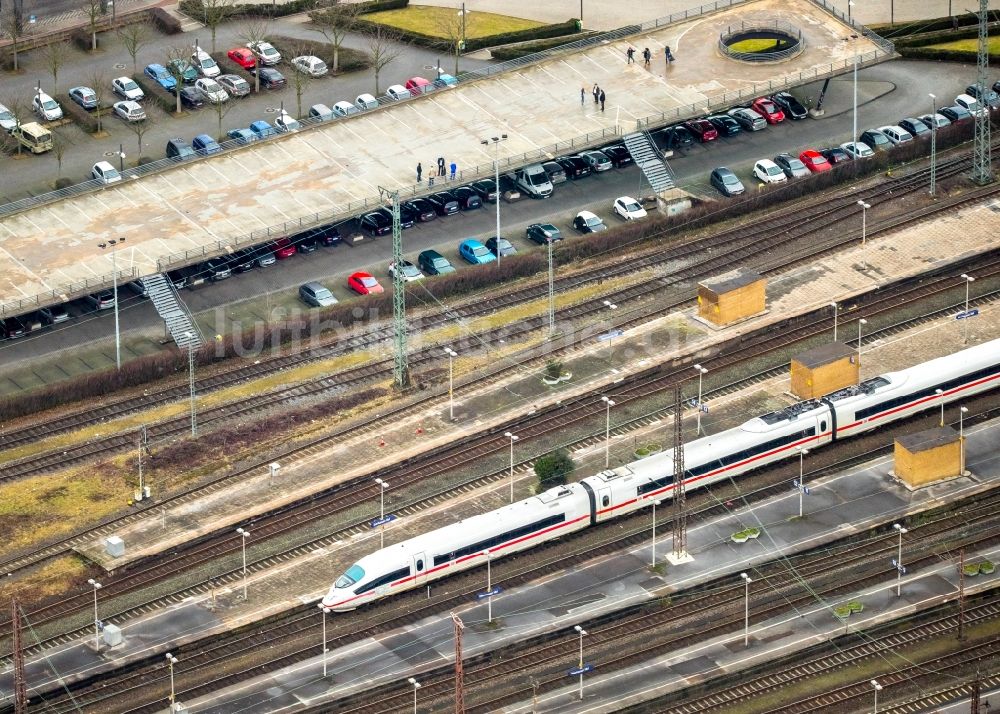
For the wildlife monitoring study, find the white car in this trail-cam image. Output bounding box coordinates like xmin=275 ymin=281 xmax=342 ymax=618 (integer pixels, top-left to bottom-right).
xmin=840 ymin=141 xmax=874 ymax=159
xmin=247 ymin=41 xmax=281 ymax=66
xmin=91 ymin=161 xmax=122 ymax=184
xmin=753 ymin=159 xmax=787 ymax=184
xmin=217 ymin=74 xmax=250 ymax=97
xmin=274 ymin=110 xmax=301 ymax=133
xmin=32 ymin=91 xmax=63 ymax=121
xmin=877 ymin=125 xmax=913 ymax=145
xmin=112 ymin=76 xmax=144 ymax=101
xmin=385 ymin=84 xmax=410 ymax=101
xmin=0 ymin=102 xmax=18 ymax=132
xmin=292 ymin=55 xmax=328 ymax=77
xmin=195 ymin=78 xmax=229 ymax=104
xmin=388 ymin=260 xmax=424 ymax=282
xmin=355 ymin=93 xmax=378 ymax=111
xmin=333 ymin=100 xmax=359 ymax=117
xmin=309 ymin=103 xmax=333 ymax=121
xmin=955 ymin=93 xmax=987 ymax=117
xmin=191 ymin=48 xmax=221 ymax=78
xmin=613 ymin=196 xmax=647 ymax=221
xmin=113 ymin=100 xmax=146 ymax=122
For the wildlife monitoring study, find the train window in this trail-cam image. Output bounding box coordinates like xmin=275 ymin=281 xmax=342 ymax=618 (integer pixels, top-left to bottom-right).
xmin=602 ymin=495 xmax=610 ymax=507
xmin=416 ymin=559 xmax=423 ymax=571
xmin=821 ymin=420 xmax=827 ymax=432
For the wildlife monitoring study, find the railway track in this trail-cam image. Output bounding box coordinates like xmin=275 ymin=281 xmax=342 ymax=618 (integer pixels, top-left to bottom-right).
xmin=3 ymin=258 xmax=998 ymax=656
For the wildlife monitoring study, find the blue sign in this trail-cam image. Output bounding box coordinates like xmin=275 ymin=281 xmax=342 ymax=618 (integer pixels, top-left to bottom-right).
xmin=568 ymin=664 xmax=594 ymax=676
xmin=956 ymin=309 xmax=979 ymax=320
xmin=29 ymin=14 xmax=37 ymax=23
xmin=597 ymin=329 xmax=624 ymax=342
xmin=793 ymin=481 xmax=811 ymax=494
xmin=700 ymin=403 xmax=709 ymax=414
xmin=477 ymin=586 xmax=503 ymax=599
xmin=891 ymin=559 xmax=906 ymax=574
xmin=370 ymin=514 xmax=397 ymax=528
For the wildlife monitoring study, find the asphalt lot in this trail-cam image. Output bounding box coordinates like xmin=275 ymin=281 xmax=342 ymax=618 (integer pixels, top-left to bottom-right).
xmin=0 ymin=58 xmax=985 ymax=369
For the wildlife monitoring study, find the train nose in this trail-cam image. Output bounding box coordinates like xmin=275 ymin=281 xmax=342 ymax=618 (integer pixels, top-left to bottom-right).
xmin=321 ymin=587 xmax=341 ymax=609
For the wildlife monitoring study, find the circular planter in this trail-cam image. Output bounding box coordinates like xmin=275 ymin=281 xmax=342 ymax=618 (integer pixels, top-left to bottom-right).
xmin=542 ymin=376 xmax=562 ymax=386
xmin=833 ymin=605 xmax=851 ymax=619
xmin=731 ymin=532 xmax=750 ymax=543
xmin=719 ymin=21 xmax=804 ymax=63
xmin=979 ymin=561 xmax=995 ymax=575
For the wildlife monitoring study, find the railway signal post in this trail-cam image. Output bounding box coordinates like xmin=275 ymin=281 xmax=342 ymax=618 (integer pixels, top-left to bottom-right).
xmin=693 ymin=364 xmax=708 ymax=435
xmin=871 ymin=679 xmax=882 ymax=713
xmin=87 ymin=578 xmax=102 ymax=651
xmin=318 ymin=603 xmax=330 ymax=677
xmin=892 ymin=523 xmax=907 ymax=596
xmin=740 ymin=572 xmax=752 ymax=647
xmin=504 ymin=431 xmax=519 ymax=503
xmin=236 ymin=527 xmax=250 ymax=600
xmin=650 ymin=498 xmax=663 ymax=565
xmin=601 ymin=396 xmax=616 ymax=468
xmin=375 ymin=478 xmax=389 ymax=548
xmin=574 ymin=625 xmax=588 ymax=700
xmin=795 ymin=448 xmax=810 ymax=517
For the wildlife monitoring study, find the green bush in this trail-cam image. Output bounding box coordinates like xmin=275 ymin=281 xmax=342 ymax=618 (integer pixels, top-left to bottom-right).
xmin=59 ymin=94 xmax=109 ymax=134
xmin=534 ymin=449 xmax=575 ymax=487
xmin=269 ymin=35 xmax=371 ymax=74
xmin=891 ymin=22 xmax=1000 ymax=48
xmin=70 ymin=28 xmax=95 ymax=52
xmin=489 ymin=32 xmax=593 ymax=60
xmin=869 ymin=11 xmax=1000 ymax=38
xmin=179 ymin=0 xmax=403 ymax=20
xmin=132 ymin=75 xmax=179 ymax=115
xmin=899 ymin=47 xmax=1000 ymax=62
xmin=351 ymin=16 xmax=579 ymax=53
xmin=149 ymin=7 xmax=183 ymax=34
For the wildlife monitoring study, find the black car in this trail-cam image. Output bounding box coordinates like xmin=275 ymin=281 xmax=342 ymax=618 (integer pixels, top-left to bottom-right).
xmin=471 ymin=179 xmax=499 ymax=201
xmin=402 ymin=198 xmax=437 ymax=222
xmin=2 ymin=316 xmax=26 ymax=339
xmin=898 ymin=117 xmax=931 ymax=137
xmin=178 ymin=86 xmax=204 ymax=109
xmin=660 ymin=125 xmax=694 ymax=150
xmin=541 ymin=161 xmax=567 ymax=184
xmin=226 ymin=248 xmax=258 ymax=273
xmin=204 ymin=257 xmax=232 ymax=281
xmin=706 ymin=114 xmax=741 ymax=137
xmin=526 ymin=223 xmax=562 ymax=244
xmin=452 ymin=186 xmax=483 ymax=210
xmin=295 ymin=236 xmax=319 ymax=253
xmin=360 ymin=210 xmax=392 ymax=236
xmin=820 ymin=147 xmax=852 ymax=165
xmin=965 ymin=84 xmax=1000 ymax=109
xmin=397 ymin=203 xmax=420 ymax=227
xmin=485 ymin=236 xmax=517 ymax=257
xmin=600 ymin=144 xmax=632 ymax=168
xmin=427 ymin=191 xmax=460 ymax=215
xmin=417 ymin=249 xmax=455 ymax=275
xmin=573 ymin=212 xmax=606 ymax=234
xmin=372 ymin=205 xmax=414 ymax=229
xmin=770 ymin=91 xmax=808 ymax=120
xmin=940 ymin=105 xmax=973 ymax=123
xmin=40 ymin=304 xmax=70 ymax=324
xmin=249 ymin=67 xmax=286 ymax=89
xmin=555 ymin=155 xmax=591 ymax=179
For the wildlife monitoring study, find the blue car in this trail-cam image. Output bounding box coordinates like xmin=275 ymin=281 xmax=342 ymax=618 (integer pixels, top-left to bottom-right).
xmin=434 ymin=73 xmax=458 ymax=88
xmin=227 ymin=127 xmax=256 ymax=145
xmin=144 ymin=63 xmax=177 ymax=92
xmin=249 ymin=120 xmax=277 ymax=140
xmin=458 ymin=239 xmax=496 ymax=265
xmin=68 ymin=86 xmax=98 ymax=110
xmin=192 ymin=133 xmax=221 ymax=155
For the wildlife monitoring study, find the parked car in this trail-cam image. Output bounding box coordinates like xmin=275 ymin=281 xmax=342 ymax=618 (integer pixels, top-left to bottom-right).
xmin=428 ymin=191 xmax=460 ymax=215
xmin=113 ymin=76 xmax=145 ymax=101
xmin=332 ymin=101 xmax=359 ymax=117
xmin=754 ymin=158 xmax=787 ymax=183
xmin=418 ymin=249 xmax=456 ymax=275
xmin=68 ymin=86 xmax=98 ymax=110
xmin=580 ymin=149 xmax=613 ymax=171
xmin=389 ymin=205 xmax=416 ymax=229
xmin=471 ymin=178 xmax=500 ymax=201
xmin=859 ymin=128 xmax=892 ymax=152
xmin=165 ymin=137 xmax=195 ymax=160
xmin=217 ymin=74 xmax=250 ymax=97
xmin=85 ymin=290 xmax=116 ymax=310
xmin=498 ymin=173 xmax=521 ymax=200
xmin=292 ymin=55 xmax=328 ymax=77
xmin=191 ymin=48 xmax=220 ymax=78
xmin=228 ymin=47 xmax=257 ymax=70
xmin=840 ymin=141 xmax=874 ymax=159
xmin=526 ymin=223 xmax=562 ymax=244
xmin=40 ymin=304 xmax=70 ymax=324
xmin=192 ymin=134 xmax=221 ymax=155
xmin=249 ymin=67 xmax=286 ymax=89
xmin=290 ymin=223 xmax=342 ymax=247
xmin=573 ymin=210 xmax=606 ymax=233
xmin=20 ymin=312 xmax=43 ymax=333
xmin=799 ymin=149 xmax=832 ymax=172
xmin=661 ymin=125 xmax=694 ymax=150
xmin=196 ymin=77 xmax=229 ymax=103
xmin=360 ymin=210 xmax=393 ymax=236
xmin=179 ymin=86 xmax=205 ymax=109
xmin=247 ymin=40 xmax=281 ymax=66
xmin=32 ymin=91 xmax=63 ymax=121
xmin=113 ymin=100 xmax=145 ymax=122
xmin=249 ymin=120 xmax=277 ymax=139
xmin=751 ymin=96 xmax=785 ymax=123
xmin=954 ymin=93 xmax=987 ymax=117
xmin=385 ymin=84 xmax=411 ymax=101
xmin=940 ymin=105 xmax=973 ymax=123
xmin=91 ymin=160 xmax=122 ymax=184
xmin=485 ymin=236 xmax=517 ymax=258
xmin=727 ymin=107 xmax=766 ymax=131
xmin=226 ymin=248 xmax=258 ymax=273
xmin=683 ymin=118 xmax=718 ymax=142
xmin=820 ymin=146 xmax=853 ymax=165
xmin=388 ymin=260 xmax=424 ymax=281
xmin=613 ymin=196 xmax=647 ymax=220
xmin=405 ymin=76 xmax=431 ymax=93
xmin=144 ymin=64 xmax=177 ymax=92
xmin=295 ymin=234 xmax=319 ymax=252
xmin=168 ymin=59 xmax=199 ymax=83
xmin=601 ymin=144 xmax=633 ymax=167
xmin=227 ymin=127 xmax=256 ymax=144
xmin=348 ymin=271 xmax=383 ymax=295
xmin=270 ymin=237 xmax=296 ymax=259
xmin=538 ymin=161 xmax=566 ymax=185
xmin=204 ymin=257 xmax=231 ymax=280
xmin=770 ymin=91 xmax=808 ymax=119
xmin=355 ymin=93 xmax=378 ymax=110
xmin=2 ymin=316 xmax=26 ymax=339
xmin=707 ymin=114 xmax=742 ymax=136
xmin=299 ymin=281 xmax=338 ymax=307
xmin=515 ymin=163 xmax=555 ymax=198
xmin=452 ymin=186 xmax=483 ymax=210
xmin=0 ymin=104 xmax=15 ymax=131
xmin=709 ymin=166 xmax=745 ymax=196
xmin=965 ymin=84 xmax=1000 ymax=110
xmin=556 ymin=155 xmax=591 ymax=179
xmin=402 ymin=198 xmax=437 ymax=222
xmin=773 ymin=153 xmax=809 ymax=178
xmin=878 ymin=125 xmax=913 ymax=145
xmin=459 ymin=238 xmax=496 ymax=265
xmin=917 ymin=113 xmax=951 ymax=130
xmin=274 ymin=110 xmax=301 ymax=133
xmin=898 ymin=117 xmax=931 ymax=137
xmin=308 ymin=103 xmax=334 ymax=121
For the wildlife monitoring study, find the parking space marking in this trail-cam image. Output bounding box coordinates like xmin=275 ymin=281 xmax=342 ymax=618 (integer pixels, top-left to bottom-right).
xmin=200 ymin=161 xmax=233 ymax=184
xmin=427 ymin=97 xmax=461 ymax=121
xmin=0 ymin=245 xmax=44 ymax=292
xmin=136 ymin=183 xmax=217 ymax=246
xmin=456 ymin=93 xmax=505 ymax=131
xmin=41 ymin=207 xmax=75 ymax=233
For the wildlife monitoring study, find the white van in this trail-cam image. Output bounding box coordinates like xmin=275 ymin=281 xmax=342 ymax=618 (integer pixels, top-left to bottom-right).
xmin=11 ymin=122 xmax=53 ymax=153
xmin=514 ymin=163 xmax=554 ymax=198
xmin=955 ymin=93 xmax=987 ymax=118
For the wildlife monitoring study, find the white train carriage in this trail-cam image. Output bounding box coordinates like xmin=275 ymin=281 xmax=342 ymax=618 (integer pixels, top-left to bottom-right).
xmin=582 ymin=399 xmax=833 ymax=523
xmin=322 ymin=484 xmax=591 ymax=611
xmin=828 ymin=337 xmax=1000 ymax=439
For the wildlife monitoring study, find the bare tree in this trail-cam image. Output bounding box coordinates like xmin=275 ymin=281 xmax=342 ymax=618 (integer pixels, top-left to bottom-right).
xmin=366 ymin=26 xmax=403 ymax=96
xmin=240 ymin=19 xmax=271 ymax=94
xmin=201 ymin=0 xmax=233 ymax=54
xmin=309 ymin=0 xmax=359 ymax=74
xmin=51 ymin=127 xmax=74 ymax=185
xmin=211 ymin=92 xmax=240 ymax=139
xmin=44 ymin=42 xmax=70 ymax=96
xmin=286 ymin=43 xmax=313 ymax=119
xmin=117 ymin=22 xmax=150 ymax=75
xmin=127 ymin=112 xmax=154 ymax=159
xmin=0 ymin=4 xmax=27 ymax=71
xmin=0 ymin=93 xmax=30 ymax=155
xmin=84 ymin=0 xmax=102 ymax=51
xmin=435 ymin=7 xmax=466 ymax=76
xmin=88 ymin=70 xmax=110 ymax=134
xmin=163 ymin=46 xmax=190 ymax=114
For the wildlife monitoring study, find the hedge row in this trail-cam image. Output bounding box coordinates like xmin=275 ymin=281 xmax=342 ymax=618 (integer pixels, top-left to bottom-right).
xmin=891 ymin=21 xmax=1000 ymax=48
xmin=268 ymin=35 xmax=371 ymax=74
xmin=0 ymin=117 xmax=990 ymax=422
xmin=58 ymin=94 xmax=111 ymax=134
xmin=869 ymin=10 xmax=1000 ymax=38
xmin=489 ymin=32 xmax=594 ymax=60
xmin=132 ymin=74 xmax=181 ymax=115
xmin=178 ymin=0 xmax=405 ymax=21
xmin=350 ymin=16 xmax=580 ymax=53
xmin=899 ymin=47 xmax=1000 ymax=63
xmin=150 ymin=7 xmax=183 ymax=34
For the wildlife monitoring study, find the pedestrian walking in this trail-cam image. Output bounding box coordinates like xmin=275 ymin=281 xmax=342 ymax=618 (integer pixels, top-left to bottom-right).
xmin=437 ymin=157 xmax=446 ymax=176
xmin=600 ymin=90 xmax=606 ymax=112
xmin=592 ymin=83 xmax=599 ymax=103
xmin=416 ymin=162 xmax=422 ymax=182
xmin=581 ymin=85 xmax=585 ymax=104
xmin=665 ymin=45 xmax=674 ymax=65
xmin=450 ymin=162 xmax=457 ymax=180
xmin=643 ymin=47 xmax=651 ymax=67
xmin=626 ymin=47 xmax=635 ymax=64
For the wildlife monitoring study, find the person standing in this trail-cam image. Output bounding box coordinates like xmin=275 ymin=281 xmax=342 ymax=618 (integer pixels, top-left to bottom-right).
xmin=581 ymin=85 xmax=585 ymax=104
xmin=416 ymin=162 xmax=422 ymax=182
xmin=437 ymin=157 xmax=446 ymax=176
xmin=450 ymin=161 xmax=457 ymax=180
xmin=592 ymin=83 xmax=599 ymax=103
xmin=643 ymin=47 xmax=651 ymax=67
xmin=600 ymin=90 xmax=606 ymax=112
xmin=626 ymin=47 xmax=635 ymax=64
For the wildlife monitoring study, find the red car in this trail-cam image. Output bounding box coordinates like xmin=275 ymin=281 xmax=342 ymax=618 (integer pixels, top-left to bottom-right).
xmin=228 ymin=47 xmax=257 ymax=70
xmin=683 ymin=118 xmax=718 ymax=142
xmin=348 ymin=271 xmax=383 ymax=295
xmin=404 ymin=76 xmax=431 ymax=93
xmin=751 ymin=97 xmax=785 ymax=124
xmin=799 ymin=149 xmax=832 ymax=173
xmin=271 ymin=237 xmax=297 ymax=259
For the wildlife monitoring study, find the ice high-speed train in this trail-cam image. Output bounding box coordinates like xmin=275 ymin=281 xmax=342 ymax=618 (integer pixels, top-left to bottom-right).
xmin=323 ymin=338 xmax=1000 ymax=611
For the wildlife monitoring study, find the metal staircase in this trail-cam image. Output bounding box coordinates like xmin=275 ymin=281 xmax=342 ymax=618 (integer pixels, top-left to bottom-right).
xmin=623 ymin=131 xmax=675 ymax=193
xmin=140 ymin=274 xmax=202 ymax=350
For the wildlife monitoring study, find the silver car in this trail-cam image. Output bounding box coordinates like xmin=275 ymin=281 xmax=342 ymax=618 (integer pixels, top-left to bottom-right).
xmin=727 ymin=107 xmax=767 ymax=131
xmin=773 ymin=153 xmax=809 ymax=178
xmin=217 ymin=74 xmax=250 ymax=97
xmin=299 ymin=281 xmax=338 ymax=307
